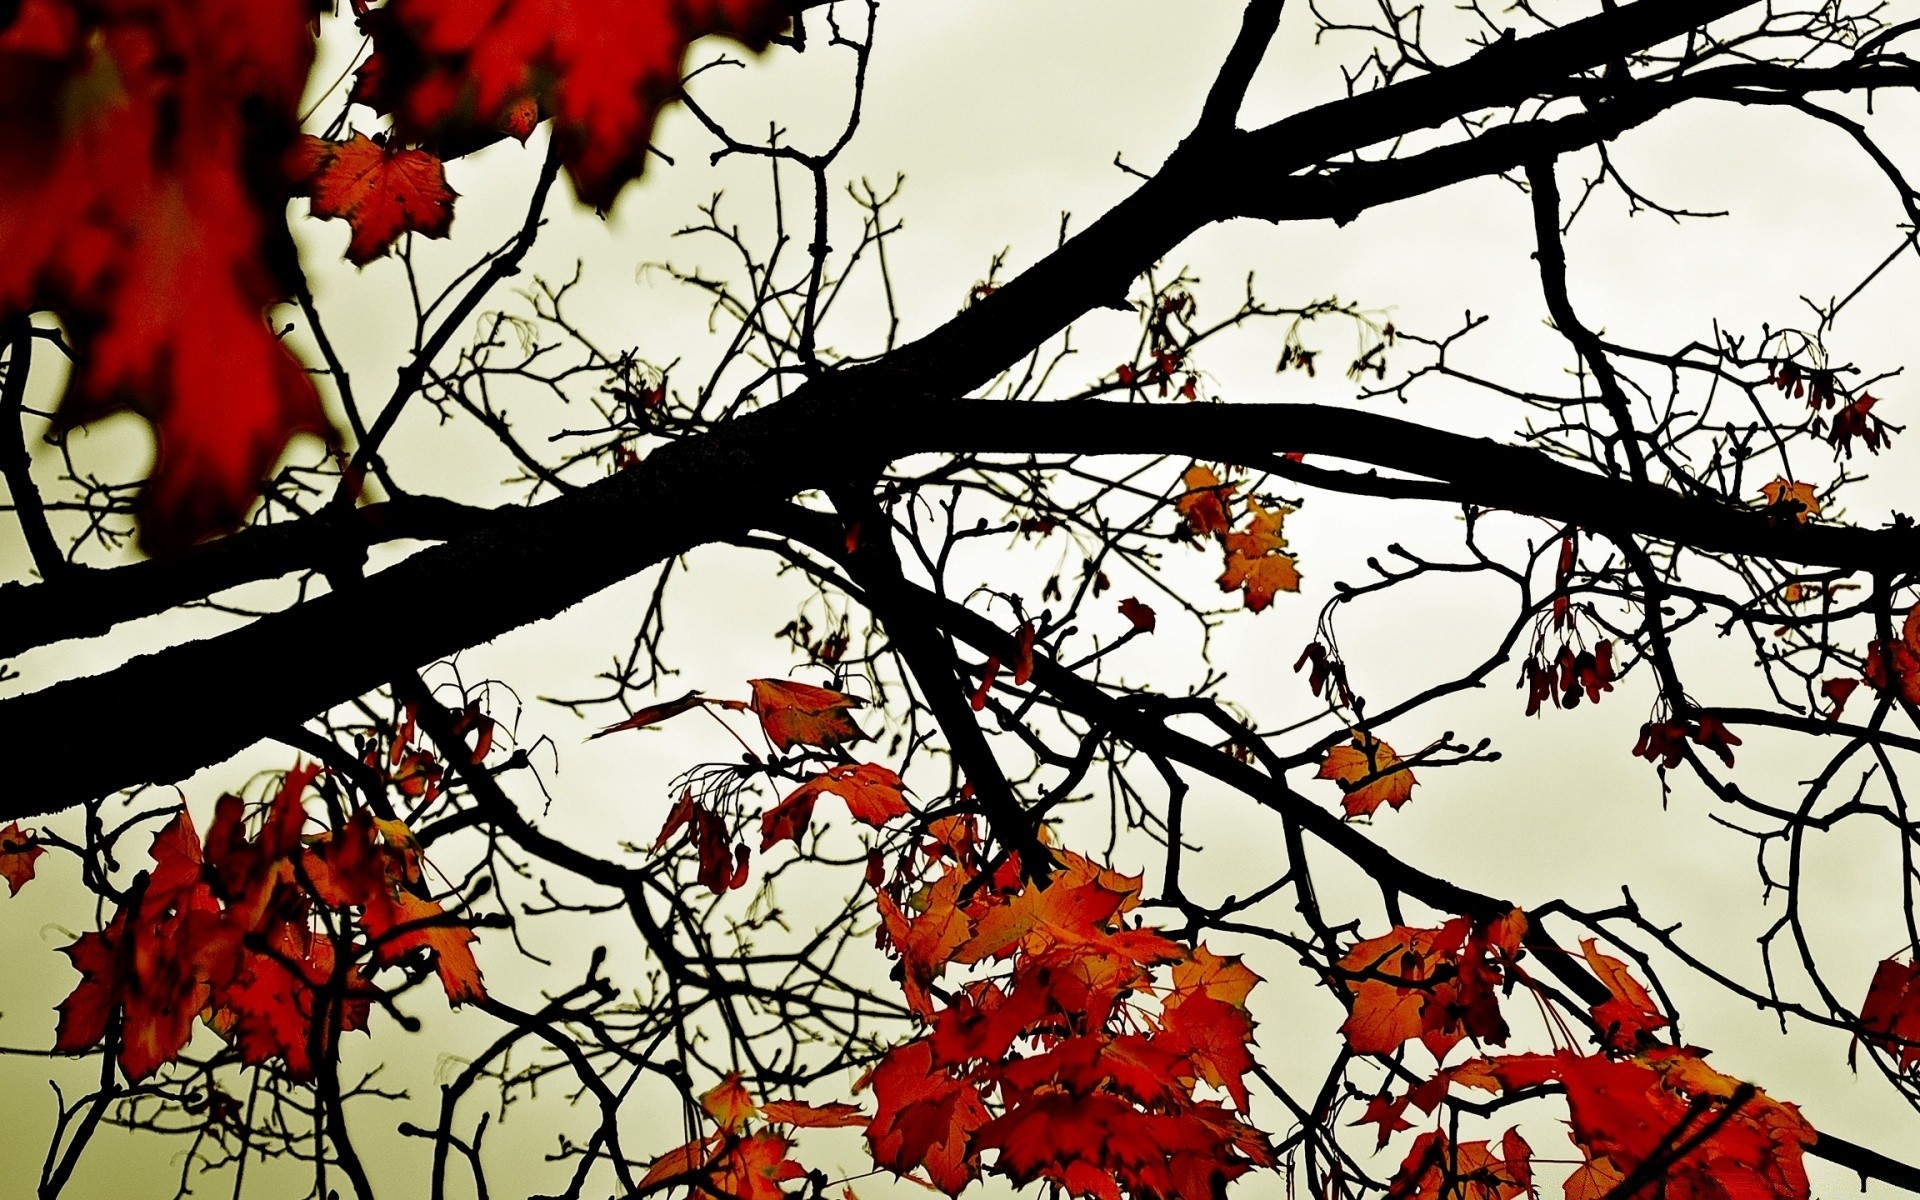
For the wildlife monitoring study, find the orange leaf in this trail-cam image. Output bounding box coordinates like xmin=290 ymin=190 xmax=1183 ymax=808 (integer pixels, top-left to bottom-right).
xmin=1759 ymin=477 xmax=1821 ymax=522
xmin=702 ymin=1072 xmax=758 ymax=1133
xmin=759 ymin=1099 xmax=868 ymax=1128
xmin=1317 ymin=732 xmax=1416 ymax=818
xmin=0 ymin=821 xmax=44 ymax=895
xmin=1217 ymin=499 xmax=1300 ymax=612
xmin=1174 ymin=464 xmax=1233 ymax=539
xmin=749 ymin=679 xmax=867 ymax=751
xmin=290 ymin=132 xmax=456 ymax=265
xmin=761 ymin=763 xmax=910 ymax=850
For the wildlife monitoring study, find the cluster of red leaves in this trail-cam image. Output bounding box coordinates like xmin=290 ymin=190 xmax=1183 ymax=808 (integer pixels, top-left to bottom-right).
xmin=1115 ymin=292 xmax=1200 ymax=399
xmin=1774 ymin=360 xmax=1895 ymax=457
xmin=1519 ymin=640 xmax=1615 ymax=716
xmin=1 ymin=0 xmax=792 ymax=549
xmin=641 ymin=1073 xmax=865 ymax=1200
xmin=1490 ymin=1047 xmax=1816 ymax=1200
xmin=622 ymin=679 xmax=904 ymax=892
xmin=0 ymin=0 xmax=331 ymax=552
xmin=1333 ymin=910 xmax=1527 ymax=1060
xmin=1175 ymin=464 xmax=1302 ymax=613
xmin=1519 ymin=533 xmax=1616 ymax=716
xmin=54 ymin=765 xmax=484 ymax=1082
xmin=1859 ymin=956 xmax=1920 ymax=1072
xmin=1360 ymin=936 xmax=1814 ymax=1200
xmin=1631 ymin=717 xmax=1742 ymax=770
xmin=1864 ymin=602 xmax=1920 ymax=708
xmin=1318 ymin=732 xmax=1417 ymax=819
xmin=353 ymin=0 xmax=790 ymax=210
xmin=1386 ymin=1129 xmax=1532 ymax=1200
xmin=862 ymin=820 xmax=1273 ymax=1200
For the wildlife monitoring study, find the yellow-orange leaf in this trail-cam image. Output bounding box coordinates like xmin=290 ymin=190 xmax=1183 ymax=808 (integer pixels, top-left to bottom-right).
xmin=702 ymin=1073 xmax=758 ymax=1133
xmin=1759 ymin=477 xmax=1820 ymax=522
xmin=1318 ymin=733 xmax=1416 ymax=818
xmin=1217 ymin=499 xmax=1300 ymax=612
xmin=1174 ymin=464 xmax=1234 ymax=538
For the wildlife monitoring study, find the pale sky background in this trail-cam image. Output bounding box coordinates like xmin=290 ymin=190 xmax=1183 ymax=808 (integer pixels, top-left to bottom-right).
xmin=5 ymin=2 xmax=1920 ymax=1197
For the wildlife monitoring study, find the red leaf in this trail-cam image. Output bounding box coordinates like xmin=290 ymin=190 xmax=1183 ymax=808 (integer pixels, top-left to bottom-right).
xmin=361 ymin=0 xmax=792 ymax=209
xmin=1118 ymin=597 xmax=1156 ymax=632
xmin=864 ymin=1040 xmax=990 ymax=1196
xmin=702 ymin=1072 xmax=758 ymax=1133
xmin=290 ymin=132 xmax=456 ymax=265
xmin=970 ymin=657 xmax=999 ymax=712
xmin=591 ymin=689 xmax=713 ymax=739
xmin=1860 ymin=956 xmax=1920 ymax=1071
xmin=749 ymin=679 xmax=867 ymax=751
xmin=1174 ymin=464 xmax=1233 ymax=539
xmin=0 ymin=0 xmax=333 ymax=553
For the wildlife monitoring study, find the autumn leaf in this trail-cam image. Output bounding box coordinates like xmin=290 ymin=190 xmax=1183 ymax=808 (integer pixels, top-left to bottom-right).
xmin=1859 ymin=956 xmax=1920 ymax=1071
xmin=761 ymin=763 xmax=910 ymax=850
xmin=749 ymin=678 xmax=868 ymax=751
xmin=1118 ymin=597 xmax=1157 ymax=632
xmin=1336 ymin=917 xmax=1517 ymax=1059
xmin=703 ymin=1072 xmax=758 ymax=1133
xmin=1759 ymin=477 xmax=1820 ymax=523
xmin=1217 ymin=499 xmax=1301 ymax=612
xmin=760 ymin=1099 xmax=868 ymax=1128
xmin=864 ymin=1040 xmax=991 ymax=1195
xmin=289 ymin=131 xmax=457 ymax=265
xmin=1318 ymin=732 xmax=1417 ymax=818
xmin=0 ymin=821 xmax=44 ymax=895
xmin=1579 ymin=938 xmax=1669 ymax=1052
xmin=0 ymin=0 xmax=333 ymax=552
xmin=1492 ymin=1048 xmax=1815 ymax=1200
xmin=359 ymin=0 xmax=792 ymax=209
xmin=710 ymin=1130 xmax=807 ymax=1200
xmin=590 ymin=689 xmax=721 ymax=739
xmin=1865 ymin=602 xmax=1920 ymax=706
xmin=1174 ymin=464 xmax=1233 ymax=539
xmin=1386 ymin=1129 xmax=1532 ymax=1200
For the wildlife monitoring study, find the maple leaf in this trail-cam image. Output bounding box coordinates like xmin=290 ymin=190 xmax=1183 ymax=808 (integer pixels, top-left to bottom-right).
xmin=762 ymin=763 xmax=910 ymax=850
xmin=759 ymin=1099 xmax=868 ymax=1128
xmin=1117 ymin=597 xmax=1157 ymax=632
xmin=1174 ymin=464 xmax=1233 ymax=539
xmin=0 ymin=821 xmax=44 ymax=895
xmin=1859 ymin=956 xmax=1920 ymax=1071
xmin=864 ymin=1040 xmax=990 ymax=1196
xmin=710 ymin=1130 xmax=808 ymax=1200
xmin=1758 ymin=477 xmax=1820 ymax=523
xmin=360 ymin=885 xmax=488 ymax=1004
xmin=1217 ymin=499 xmax=1301 ymax=612
xmin=703 ymin=1073 xmax=758 ymax=1133
xmin=0 ymin=0 xmax=333 ymax=552
xmin=289 ymin=131 xmax=457 ymax=265
xmin=1386 ymin=1130 xmax=1532 ymax=1200
xmin=1580 ymin=938 xmax=1669 ymax=1052
xmin=1865 ymin=602 xmax=1920 ymax=706
xmin=749 ymin=678 xmax=868 ymax=751
xmin=1336 ymin=917 xmax=1517 ymax=1059
xmin=1492 ymin=1048 xmax=1815 ymax=1200
xmin=210 ymin=925 xmax=371 ymax=1079
xmin=1318 ymin=732 xmax=1417 ymax=818
xmin=359 ymin=0 xmax=792 ymax=209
